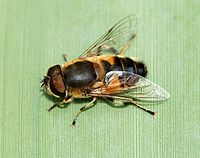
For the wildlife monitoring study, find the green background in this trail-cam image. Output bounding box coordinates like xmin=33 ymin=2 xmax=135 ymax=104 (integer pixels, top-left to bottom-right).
xmin=1 ymin=0 xmax=200 ymax=158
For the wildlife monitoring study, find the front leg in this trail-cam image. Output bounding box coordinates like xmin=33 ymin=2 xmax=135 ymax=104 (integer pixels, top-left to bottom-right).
xmin=48 ymin=96 xmax=73 ymax=112
xmin=72 ymin=97 xmax=97 ymax=126
xmin=62 ymin=54 xmax=68 ymax=62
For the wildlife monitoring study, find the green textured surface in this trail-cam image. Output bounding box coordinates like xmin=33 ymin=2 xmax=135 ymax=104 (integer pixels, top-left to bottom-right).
xmin=1 ymin=0 xmax=200 ymax=158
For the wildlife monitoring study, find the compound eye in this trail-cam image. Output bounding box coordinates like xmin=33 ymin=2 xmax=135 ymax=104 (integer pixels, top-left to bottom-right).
xmin=47 ymin=65 xmax=66 ymax=98
xmin=50 ymin=73 xmax=66 ymax=97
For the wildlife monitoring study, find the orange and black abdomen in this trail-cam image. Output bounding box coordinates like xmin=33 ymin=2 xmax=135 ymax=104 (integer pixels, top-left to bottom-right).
xmin=101 ymin=56 xmax=147 ymax=77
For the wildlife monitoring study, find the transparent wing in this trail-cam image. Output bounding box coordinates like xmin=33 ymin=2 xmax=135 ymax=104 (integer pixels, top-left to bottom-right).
xmin=79 ymin=15 xmax=137 ymax=58
xmin=91 ymin=71 xmax=170 ymax=102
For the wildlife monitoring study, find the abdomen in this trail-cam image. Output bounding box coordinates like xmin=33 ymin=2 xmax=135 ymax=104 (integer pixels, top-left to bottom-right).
xmin=100 ymin=56 xmax=147 ymax=77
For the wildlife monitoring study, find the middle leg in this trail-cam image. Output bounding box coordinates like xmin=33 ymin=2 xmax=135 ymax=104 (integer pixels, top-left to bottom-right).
xmin=72 ymin=97 xmax=97 ymax=126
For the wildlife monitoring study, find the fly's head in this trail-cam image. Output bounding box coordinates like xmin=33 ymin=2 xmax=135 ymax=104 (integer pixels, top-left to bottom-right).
xmin=41 ymin=65 xmax=68 ymax=98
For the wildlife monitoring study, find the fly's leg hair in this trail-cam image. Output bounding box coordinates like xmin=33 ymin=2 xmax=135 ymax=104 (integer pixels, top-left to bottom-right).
xmin=71 ymin=97 xmax=97 ymax=127
xmin=62 ymin=54 xmax=68 ymax=62
xmin=48 ymin=97 xmax=73 ymax=112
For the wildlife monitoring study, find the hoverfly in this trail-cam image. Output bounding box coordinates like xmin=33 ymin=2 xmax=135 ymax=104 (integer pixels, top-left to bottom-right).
xmin=41 ymin=15 xmax=170 ymax=126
